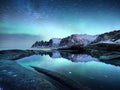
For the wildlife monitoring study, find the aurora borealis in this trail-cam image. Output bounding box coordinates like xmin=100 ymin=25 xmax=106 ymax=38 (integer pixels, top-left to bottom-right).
xmin=1 ymin=1 xmax=120 ymax=89
xmin=0 ymin=0 xmax=120 ymax=40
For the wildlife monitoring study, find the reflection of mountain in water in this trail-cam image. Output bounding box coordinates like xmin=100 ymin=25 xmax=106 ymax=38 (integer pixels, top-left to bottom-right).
xmin=0 ymin=49 xmax=120 ymax=66
xmin=36 ymin=50 xmax=120 ymax=66
xmin=49 ymin=50 xmax=99 ymax=62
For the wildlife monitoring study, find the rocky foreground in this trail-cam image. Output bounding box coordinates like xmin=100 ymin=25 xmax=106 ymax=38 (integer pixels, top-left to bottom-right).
xmin=0 ymin=59 xmax=56 ymax=90
xmin=0 ymin=50 xmax=90 ymax=90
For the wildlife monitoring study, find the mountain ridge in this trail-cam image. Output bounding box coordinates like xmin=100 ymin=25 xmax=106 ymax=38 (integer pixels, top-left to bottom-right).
xmin=31 ymin=30 xmax=120 ymax=48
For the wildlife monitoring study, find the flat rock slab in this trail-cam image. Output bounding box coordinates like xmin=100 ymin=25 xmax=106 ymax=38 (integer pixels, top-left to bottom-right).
xmin=0 ymin=59 xmax=57 ymax=90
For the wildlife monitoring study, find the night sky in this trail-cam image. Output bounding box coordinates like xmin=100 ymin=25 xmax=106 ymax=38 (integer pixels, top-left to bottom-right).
xmin=0 ymin=0 xmax=120 ymax=40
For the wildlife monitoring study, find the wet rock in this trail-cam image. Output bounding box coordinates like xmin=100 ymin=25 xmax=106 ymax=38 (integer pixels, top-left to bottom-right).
xmin=0 ymin=50 xmax=47 ymax=60
xmin=100 ymin=54 xmax=120 ymax=60
xmin=31 ymin=66 xmax=91 ymax=90
xmin=0 ymin=60 xmax=57 ymax=90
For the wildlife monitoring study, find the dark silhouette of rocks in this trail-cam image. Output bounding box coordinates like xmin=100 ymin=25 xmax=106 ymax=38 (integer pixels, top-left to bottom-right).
xmin=31 ymin=38 xmax=61 ymax=48
xmin=31 ymin=40 xmax=51 ymax=48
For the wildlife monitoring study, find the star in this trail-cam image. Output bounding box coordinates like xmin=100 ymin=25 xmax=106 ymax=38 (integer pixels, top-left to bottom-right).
xmin=68 ymin=71 xmax=72 ymax=74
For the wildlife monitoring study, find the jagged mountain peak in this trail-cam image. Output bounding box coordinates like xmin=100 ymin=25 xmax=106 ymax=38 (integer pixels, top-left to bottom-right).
xmin=59 ymin=34 xmax=97 ymax=47
xmin=92 ymin=30 xmax=120 ymax=44
xmin=31 ymin=30 xmax=120 ymax=48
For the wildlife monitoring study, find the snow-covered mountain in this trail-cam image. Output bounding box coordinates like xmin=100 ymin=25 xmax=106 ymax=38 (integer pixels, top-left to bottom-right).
xmin=31 ymin=34 xmax=97 ymax=48
xmin=91 ymin=30 xmax=120 ymax=44
xmin=59 ymin=34 xmax=97 ymax=47
xmin=31 ymin=30 xmax=120 ymax=48
xmin=49 ymin=38 xmax=61 ymax=47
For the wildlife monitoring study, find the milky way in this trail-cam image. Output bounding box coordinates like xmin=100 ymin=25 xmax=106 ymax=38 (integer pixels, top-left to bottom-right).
xmin=0 ymin=0 xmax=120 ymax=40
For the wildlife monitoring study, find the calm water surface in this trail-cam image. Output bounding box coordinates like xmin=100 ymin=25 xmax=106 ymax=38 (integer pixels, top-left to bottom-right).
xmin=16 ymin=51 xmax=120 ymax=90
